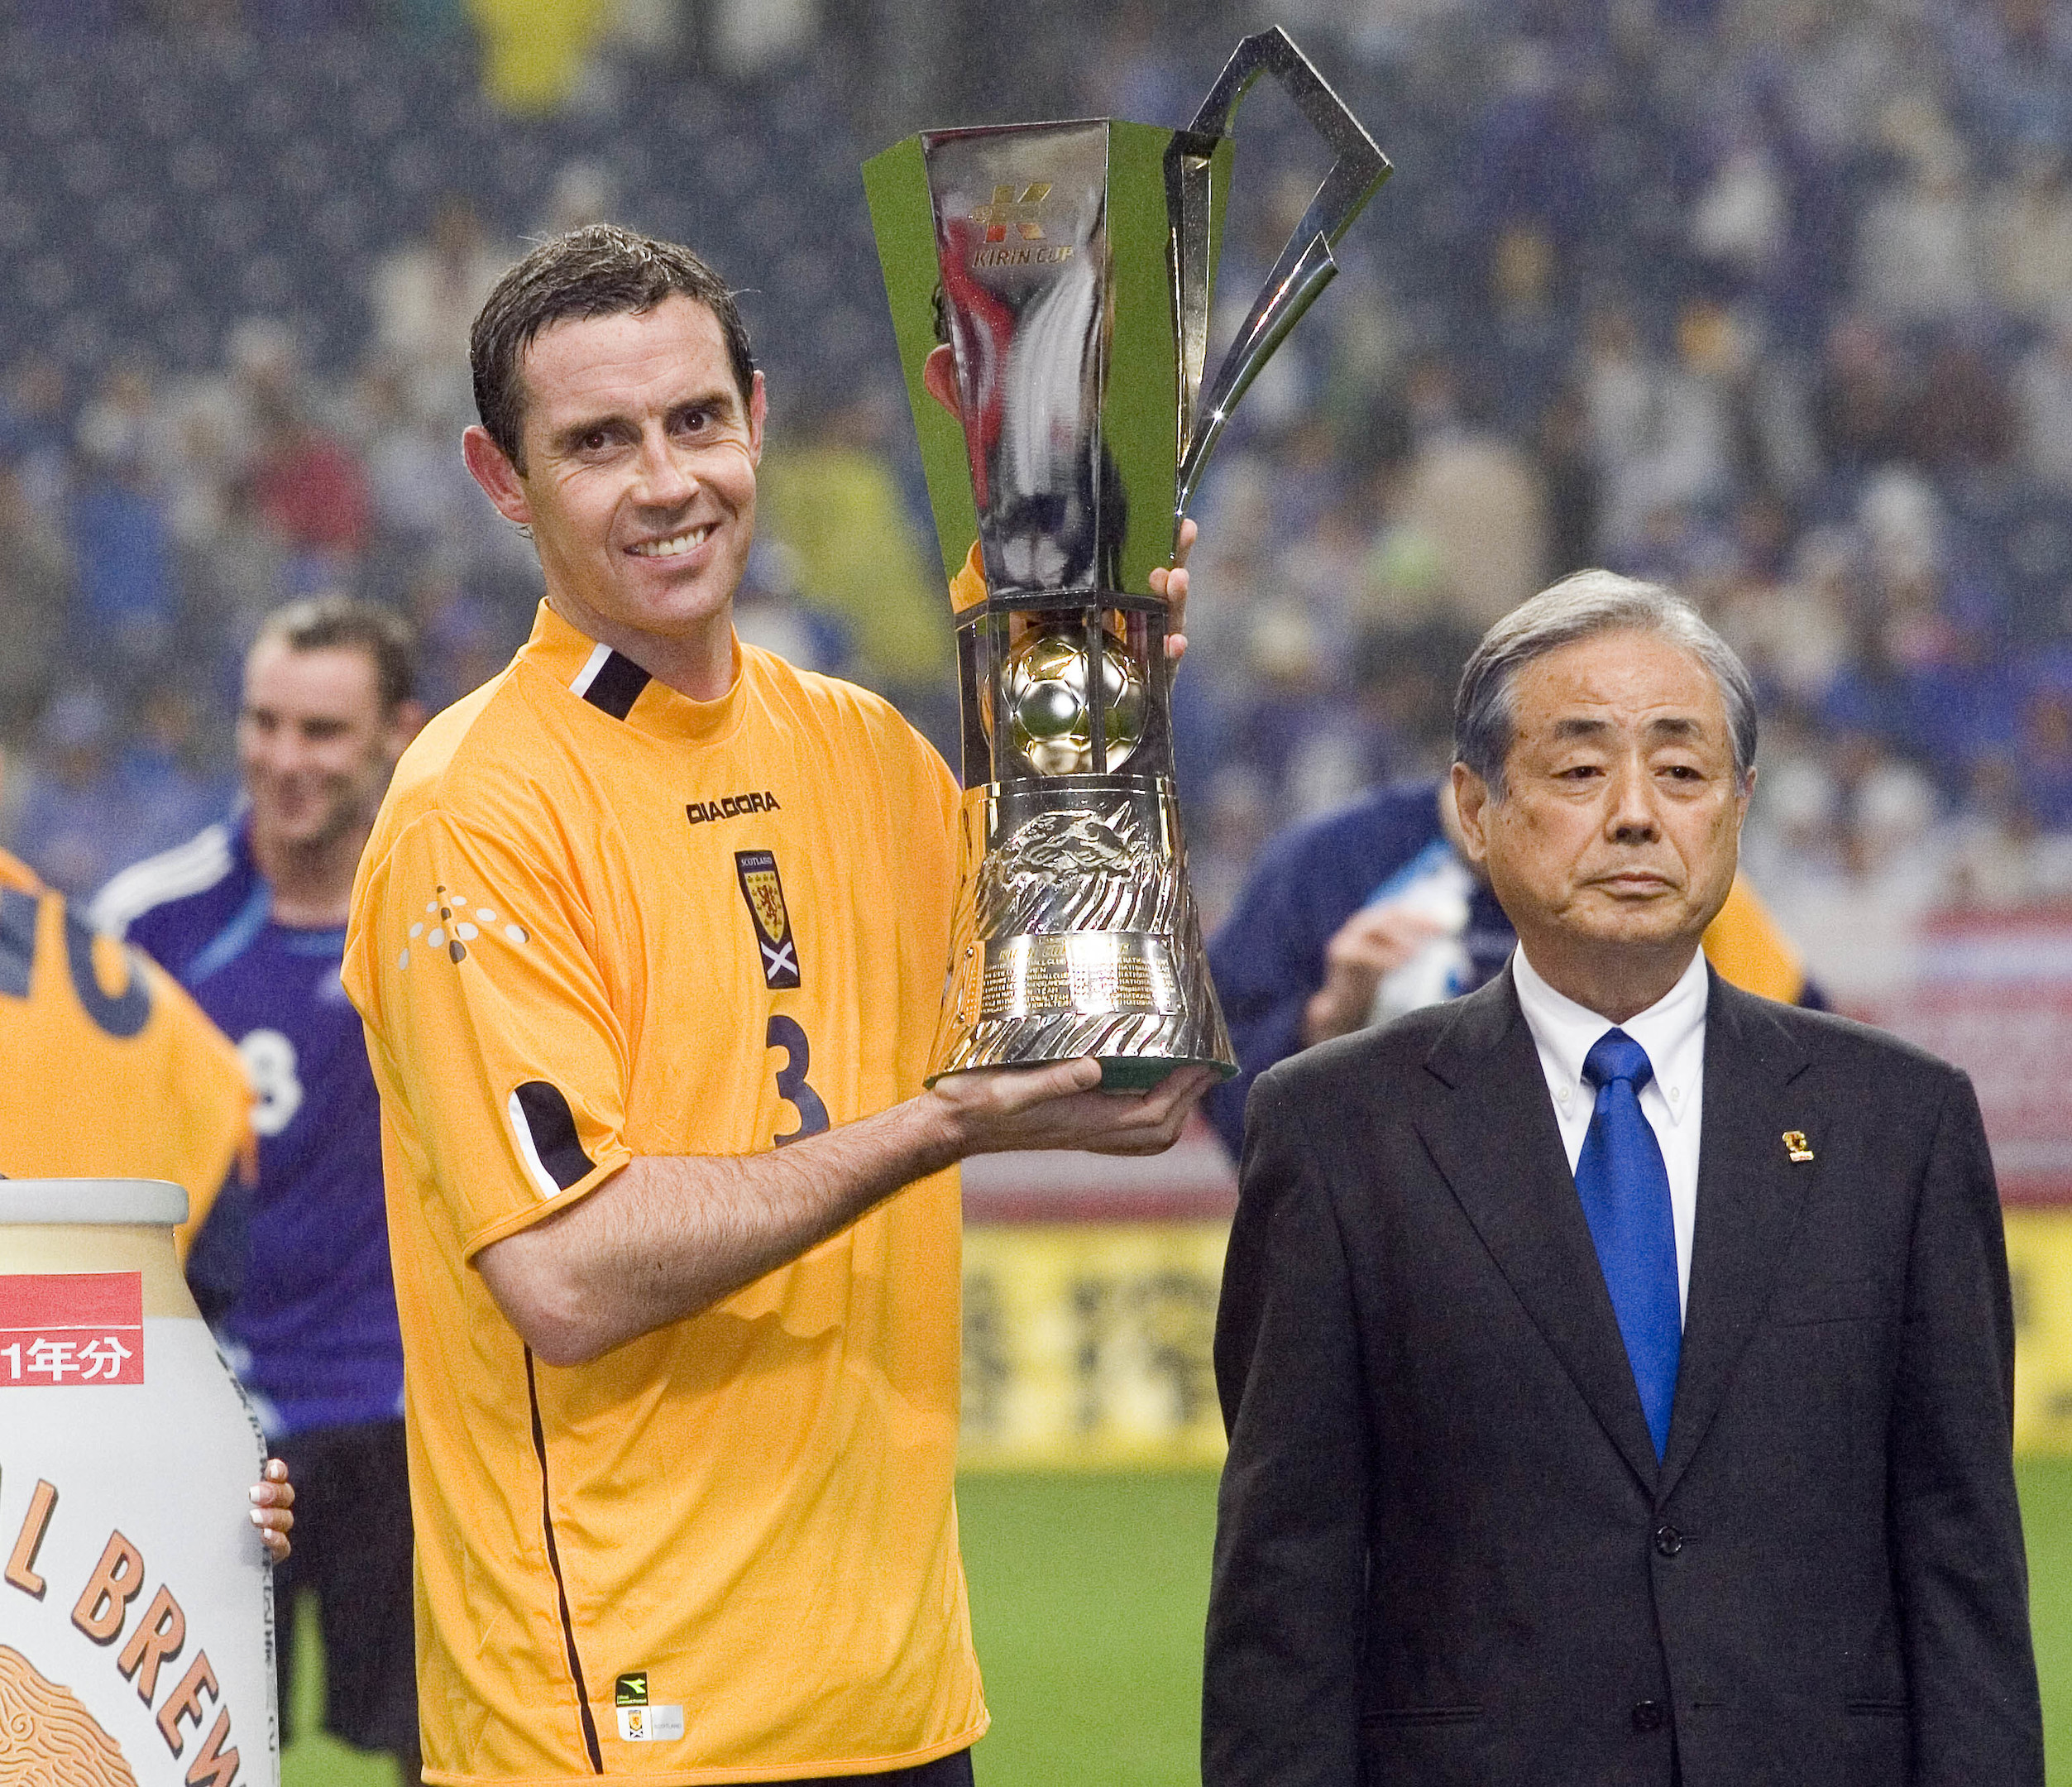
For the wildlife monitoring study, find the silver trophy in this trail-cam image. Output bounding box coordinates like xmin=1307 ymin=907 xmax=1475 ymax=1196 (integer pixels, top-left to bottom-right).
xmin=865 ymin=27 xmax=1390 ymax=1088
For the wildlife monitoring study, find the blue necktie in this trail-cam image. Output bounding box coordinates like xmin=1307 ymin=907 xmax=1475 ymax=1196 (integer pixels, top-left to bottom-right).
xmin=1576 ymin=1028 xmax=1681 ymax=1460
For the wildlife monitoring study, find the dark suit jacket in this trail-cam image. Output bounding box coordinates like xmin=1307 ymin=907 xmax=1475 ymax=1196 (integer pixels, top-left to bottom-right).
xmin=1203 ymin=968 xmax=2042 ymax=1787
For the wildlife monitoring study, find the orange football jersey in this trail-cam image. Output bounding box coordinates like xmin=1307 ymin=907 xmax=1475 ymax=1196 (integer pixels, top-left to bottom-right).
xmin=344 ymin=604 xmax=982 ymax=1785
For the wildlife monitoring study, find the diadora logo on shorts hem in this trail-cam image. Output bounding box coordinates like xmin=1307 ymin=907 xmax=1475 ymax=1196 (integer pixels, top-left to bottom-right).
xmin=687 ymin=790 xmax=781 ymax=826
xmin=613 ymin=1671 xmax=684 ymax=1743
xmin=396 ymin=884 xmax=530 ymax=971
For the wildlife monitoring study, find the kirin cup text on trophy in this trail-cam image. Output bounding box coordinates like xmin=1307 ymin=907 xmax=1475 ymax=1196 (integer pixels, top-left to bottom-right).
xmin=865 ymin=27 xmax=1390 ymax=1088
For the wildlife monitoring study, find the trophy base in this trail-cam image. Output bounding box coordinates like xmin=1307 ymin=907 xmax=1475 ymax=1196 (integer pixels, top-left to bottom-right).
xmin=926 ymin=779 xmax=1238 ymax=1089
xmin=926 ymin=1048 xmax=1234 ymax=1092
xmin=1098 ymin=1054 xmax=1229 ymax=1091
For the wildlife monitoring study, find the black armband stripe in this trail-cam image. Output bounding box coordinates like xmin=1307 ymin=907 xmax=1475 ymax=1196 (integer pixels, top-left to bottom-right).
xmin=510 ymin=1081 xmax=597 ymax=1196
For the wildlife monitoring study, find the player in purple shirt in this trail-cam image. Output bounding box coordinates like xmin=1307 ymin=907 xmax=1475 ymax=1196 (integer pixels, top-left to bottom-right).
xmin=95 ymin=596 xmax=425 ymax=1787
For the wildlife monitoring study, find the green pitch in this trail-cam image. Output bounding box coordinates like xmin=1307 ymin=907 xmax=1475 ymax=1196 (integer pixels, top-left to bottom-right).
xmin=957 ymin=1471 xmax=1223 ymax=1786
xmin=285 ymin=1460 xmax=2072 ymax=1786
xmin=2025 ymin=1456 xmax=2072 ymax=1785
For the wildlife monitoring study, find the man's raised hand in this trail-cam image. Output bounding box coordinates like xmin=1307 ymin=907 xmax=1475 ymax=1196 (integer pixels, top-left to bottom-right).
xmin=1148 ymin=517 xmax=1198 ymax=664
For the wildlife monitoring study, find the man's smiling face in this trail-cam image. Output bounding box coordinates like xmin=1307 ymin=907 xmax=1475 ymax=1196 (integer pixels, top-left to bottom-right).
xmin=239 ymin=638 xmax=405 ymax=856
xmin=463 ymin=292 xmax=766 ymax=697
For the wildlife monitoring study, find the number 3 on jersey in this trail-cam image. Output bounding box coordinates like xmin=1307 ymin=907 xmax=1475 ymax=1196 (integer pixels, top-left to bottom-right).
xmin=765 ymin=1015 xmax=830 ymax=1147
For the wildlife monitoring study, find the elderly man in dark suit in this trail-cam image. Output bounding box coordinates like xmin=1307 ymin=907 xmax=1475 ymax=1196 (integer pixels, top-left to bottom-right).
xmin=1203 ymin=569 xmax=2043 ymax=1787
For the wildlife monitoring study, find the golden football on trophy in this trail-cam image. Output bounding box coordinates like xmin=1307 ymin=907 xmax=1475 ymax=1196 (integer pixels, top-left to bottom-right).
xmin=1000 ymin=629 xmax=1146 ymax=776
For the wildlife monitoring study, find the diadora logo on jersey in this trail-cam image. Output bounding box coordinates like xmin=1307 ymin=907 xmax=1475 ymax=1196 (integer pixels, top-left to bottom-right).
xmin=396 ymin=884 xmax=530 ymax=971
xmin=687 ymin=790 xmax=781 ymax=826
xmin=734 ymin=850 xmax=800 ymax=989
xmin=612 ymin=1673 xmax=685 ymax=1743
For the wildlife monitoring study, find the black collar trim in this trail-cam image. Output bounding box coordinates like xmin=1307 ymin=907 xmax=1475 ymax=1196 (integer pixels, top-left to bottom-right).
xmin=573 ymin=648 xmax=651 ymax=721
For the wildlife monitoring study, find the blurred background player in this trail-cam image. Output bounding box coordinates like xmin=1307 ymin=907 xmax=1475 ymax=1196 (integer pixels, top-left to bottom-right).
xmin=93 ymin=595 xmax=424 ymax=1787
xmin=1204 ymin=769 xmax=1821 ymax=1158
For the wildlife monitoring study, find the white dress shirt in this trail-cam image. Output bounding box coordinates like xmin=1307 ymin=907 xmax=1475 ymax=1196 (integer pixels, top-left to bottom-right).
xmin=1511 ymin=944 xmax=1709 ymax=1320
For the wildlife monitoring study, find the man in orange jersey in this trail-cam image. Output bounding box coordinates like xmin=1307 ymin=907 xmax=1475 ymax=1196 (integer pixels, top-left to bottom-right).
xmin=342 ymin=224 xmax=1209 ymax=1787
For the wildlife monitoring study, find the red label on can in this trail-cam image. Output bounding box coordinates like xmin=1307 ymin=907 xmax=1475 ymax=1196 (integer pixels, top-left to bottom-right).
xmin=0 ymin=1272 xmax=145 ymax=1387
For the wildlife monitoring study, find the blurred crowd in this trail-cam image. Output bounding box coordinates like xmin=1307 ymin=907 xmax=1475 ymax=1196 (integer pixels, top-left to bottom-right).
xmin=6 ymin=0 xmax=2072 ymax=997
xmin=1163 ymin=0 xmax=2072 ymax=983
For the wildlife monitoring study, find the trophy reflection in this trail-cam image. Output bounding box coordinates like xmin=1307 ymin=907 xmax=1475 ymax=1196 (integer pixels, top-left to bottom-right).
xmin=865 ymin=27 xmax=1390 ymax=1087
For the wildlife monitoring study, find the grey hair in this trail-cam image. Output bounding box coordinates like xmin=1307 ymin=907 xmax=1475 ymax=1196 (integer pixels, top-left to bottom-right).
xmin=1454 ymin=569 xmax=1757 ymax=797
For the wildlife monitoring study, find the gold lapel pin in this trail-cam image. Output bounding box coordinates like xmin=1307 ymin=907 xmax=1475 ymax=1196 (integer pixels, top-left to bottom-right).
xmin=1782 ymin=1130 xmax=1814 ymax=1162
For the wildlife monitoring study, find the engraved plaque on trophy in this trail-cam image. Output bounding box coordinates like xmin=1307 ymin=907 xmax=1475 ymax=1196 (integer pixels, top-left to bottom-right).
xmin=864 ymin=27 xmax=1390 ymax=1087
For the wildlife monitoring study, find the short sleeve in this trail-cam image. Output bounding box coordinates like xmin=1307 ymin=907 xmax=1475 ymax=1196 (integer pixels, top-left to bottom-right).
xmin=0 ymin=888 xmax=252 ymax=1233
xmin=344 ymin=809 xmax=634 ymax=1259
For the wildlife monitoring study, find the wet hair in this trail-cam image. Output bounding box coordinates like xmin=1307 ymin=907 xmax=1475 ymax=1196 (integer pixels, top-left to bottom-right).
xmin=469 ymin=223 xmax=756 ymax=471
xmin=1454 ymin=568 xmax=1757 ymax=798
xmin=252 ymin=595 xmax=417 ymax=714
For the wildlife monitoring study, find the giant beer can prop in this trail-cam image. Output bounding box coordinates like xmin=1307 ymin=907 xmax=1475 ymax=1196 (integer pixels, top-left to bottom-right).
xmin=866 ymin=27 xmax=1390 ymax=1087
xmin=0 ymin=1180 xmax=277 ymax=1787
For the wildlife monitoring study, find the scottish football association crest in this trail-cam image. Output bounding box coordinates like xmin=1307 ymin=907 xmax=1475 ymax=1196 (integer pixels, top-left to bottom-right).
xmin=735 ymin=850 xmax=801 ymax=989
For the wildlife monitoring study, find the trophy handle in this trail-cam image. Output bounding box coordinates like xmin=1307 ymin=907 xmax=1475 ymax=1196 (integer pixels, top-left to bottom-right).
xmin=1167 ymin=26 xmax=1391 ymax=519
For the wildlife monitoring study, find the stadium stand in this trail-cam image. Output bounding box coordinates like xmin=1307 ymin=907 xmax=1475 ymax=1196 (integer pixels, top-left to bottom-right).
xmin=5 ymin=0 xmax=2072 ymax=976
